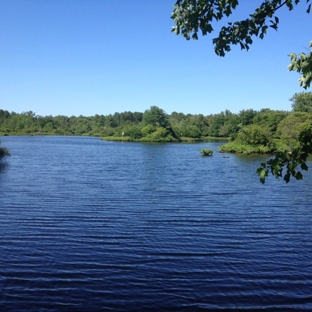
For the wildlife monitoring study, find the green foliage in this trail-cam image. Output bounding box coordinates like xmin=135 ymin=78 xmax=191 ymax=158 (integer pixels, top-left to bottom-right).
xmin=143 ymin=126 xmax=167 ymax=141
xmin=290 ymin=92 xmax=312 ymax=112
xmin=239 ymin=109 xmax=259 ymax=126
xmin=141 ymin=106 xmax=179 ymax=141
xmin=252 ymin=109 xmax=288 ymax=134
xmin=171 ymin=1 xmax=312 ymax=182
xmin=219 ymin=123 xmax=278 ymax=155
xmin=170 ymin=113 xmax=210 ymax=138
xmin=276 ymin=112 xmax=312 ymax=149
xmin=1 ymin=99 xmax=311 ymax=163
xmin=101 ymin=136 xmax=134 ymax=142
xmin=143 ymin=106 xmax=170 ymax=128
xmin=172 ymin=1 xmax=310 ymax=57
xmin=183 ymin=125 xmax=201 ymax=138
xmin=236 ymin=125 xmax=271 ymax=146
xmin=288 ymin=41 xmax=312 ymax=89
xmin=172 ymin=0 xmax=312 ymax=92
xmin=206 ymin=110 xmax=238 ymax=138
xmin=201 ymin=148 xmax=213 ymax=156
xmin=141 ymin=124 xmax=155 ymax=137
xmin=256 ymin=126 xmax=312 ymax=183
xmin=125 ymin=124 xmax=143 ymax=140
xmin=141 ymin=127 xmax=178 ymax=142
xmin=219 ymin=141 xmax=272 ymax=155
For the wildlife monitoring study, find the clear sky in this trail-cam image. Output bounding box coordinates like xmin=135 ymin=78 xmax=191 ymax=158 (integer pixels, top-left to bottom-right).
xmin=0 ymin=0 xmax=311 ymax=117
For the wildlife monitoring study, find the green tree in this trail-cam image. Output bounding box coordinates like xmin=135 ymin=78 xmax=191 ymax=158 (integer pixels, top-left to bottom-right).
xmin=276 ymin=112 xmax=312 ymax=148
xmin=290 ymin=92 xmax=312 ymax=113
xmin=183 ymin=125 xmax=201 ymax=138
xmin=256 ymin=125 xmax=312 ymax=183
xmin=143 ymin=106 xmax=178 ymax=140
xmin=207 ymin=112 xmax=226 ymax=137
xmin=143 ymin=106 xmax=170 ymax=128
xmin=252 ymin=109 xmax=288 ymax=135
xmin=239 ymin=109 xmax=259 ymax=126
xmin=171 ymin=0 xmax=312 ymax=182
xmin=127 ymin=124 xmax=143 ymax=139
xmin=236 ymin=125 xmax=271 ymax=146
xmin=141 ymin=124 xmax=156 ymax=137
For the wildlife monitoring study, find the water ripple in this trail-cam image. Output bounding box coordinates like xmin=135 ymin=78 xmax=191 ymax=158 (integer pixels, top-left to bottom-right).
xmin=0 ymin=136 xmax=312 ymax=311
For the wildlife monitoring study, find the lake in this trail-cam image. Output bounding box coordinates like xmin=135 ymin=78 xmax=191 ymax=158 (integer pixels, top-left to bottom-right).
xmin=0 ymin=136 xmax=312 ymax=311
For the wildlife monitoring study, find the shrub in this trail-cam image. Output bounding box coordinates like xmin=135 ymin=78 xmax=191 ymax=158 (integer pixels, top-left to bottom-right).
xmin=201 ymin=148 xmax=213 ymax=156
xmin=219 ymin=142 xmax=272 ymax=154
xmin=236 ymin=125 xmax=271 ymax=146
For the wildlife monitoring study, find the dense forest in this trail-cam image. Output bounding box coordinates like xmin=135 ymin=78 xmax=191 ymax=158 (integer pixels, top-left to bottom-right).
xmin=1 ymin=92 xmax=312 ymax=155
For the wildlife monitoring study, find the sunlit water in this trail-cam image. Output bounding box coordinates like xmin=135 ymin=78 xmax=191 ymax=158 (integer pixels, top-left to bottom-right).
xmin=0 ymin=136 xmax=312 ymax=311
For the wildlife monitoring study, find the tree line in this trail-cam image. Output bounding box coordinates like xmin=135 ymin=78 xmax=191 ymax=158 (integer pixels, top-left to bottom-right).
xmin=1 ymin=92 xmax=312 ymax=182
xmin=0 ymin=105 xmax=286 ymax=141
xmin=0 ymin=92 xmax=311 ymax=146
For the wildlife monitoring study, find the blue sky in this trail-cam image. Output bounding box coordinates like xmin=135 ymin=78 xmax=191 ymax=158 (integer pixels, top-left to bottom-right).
xmin=0 ymin=1 xmax=311 ymax=117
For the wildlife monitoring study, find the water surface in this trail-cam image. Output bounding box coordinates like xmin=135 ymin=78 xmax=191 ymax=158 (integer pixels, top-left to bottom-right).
xmin=0 ymin=136 xmax=311 ymax=311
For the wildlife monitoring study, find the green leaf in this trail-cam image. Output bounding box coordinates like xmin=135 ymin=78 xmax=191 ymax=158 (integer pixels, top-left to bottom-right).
xmin=284 ymin=172 xmax=291 ymax=183
xmin=301 ymin=162 xmax=308 ymax=171
xmin=295 ymin=171 xmax=303 ymax=180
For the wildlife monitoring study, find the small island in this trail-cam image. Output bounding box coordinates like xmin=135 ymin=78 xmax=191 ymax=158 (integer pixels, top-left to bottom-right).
xmin=201 ymin=148 xmax=213 ymax=156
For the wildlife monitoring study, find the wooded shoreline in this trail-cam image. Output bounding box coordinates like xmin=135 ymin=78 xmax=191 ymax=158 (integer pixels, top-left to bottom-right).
xmin=1 ymin=92 xmax=312 ymax=156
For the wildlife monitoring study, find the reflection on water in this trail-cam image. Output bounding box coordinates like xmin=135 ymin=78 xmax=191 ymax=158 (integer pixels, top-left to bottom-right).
xmin=0 ymin=161 xmax=8 ymax=174
xmin=0 ymin=136 xmax=312 ymax=311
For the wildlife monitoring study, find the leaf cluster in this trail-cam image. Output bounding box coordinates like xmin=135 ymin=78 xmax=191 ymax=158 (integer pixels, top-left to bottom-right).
xmin=288 ymin=41 xmax=312 ymax=89
xmin=172 ymin=0 xmax=310 ymax=56
xmin=256 ymin=125 xmax=312 ymax=183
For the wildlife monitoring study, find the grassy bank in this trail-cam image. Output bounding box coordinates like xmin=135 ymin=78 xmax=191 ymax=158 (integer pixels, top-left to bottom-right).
xmin=219 ymin=142 xmax=272 ymax=154
xmin=218 ymin=139 xmax=289 ymax=155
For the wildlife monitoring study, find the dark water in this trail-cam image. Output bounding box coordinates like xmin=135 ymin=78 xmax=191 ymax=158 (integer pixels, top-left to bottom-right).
xmin=0 ymin=136 xmax=312 ymax=311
